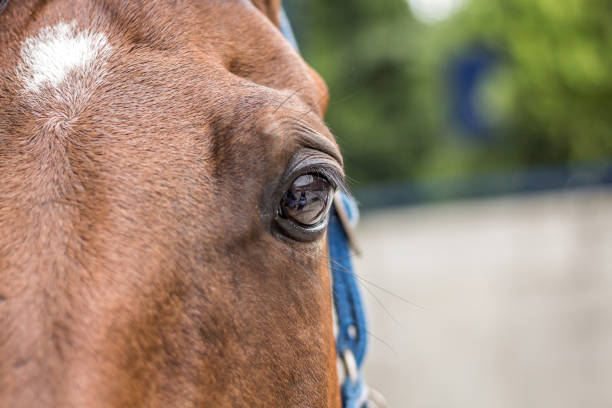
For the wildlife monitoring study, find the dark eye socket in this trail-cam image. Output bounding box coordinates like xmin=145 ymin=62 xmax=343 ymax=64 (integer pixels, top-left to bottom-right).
xmin=278 ymin=174 xmax=334 ymax=228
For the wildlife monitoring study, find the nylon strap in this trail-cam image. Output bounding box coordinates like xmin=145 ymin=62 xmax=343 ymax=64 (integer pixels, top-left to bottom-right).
xmin=328 ymin=192 xmax=370 ymax=407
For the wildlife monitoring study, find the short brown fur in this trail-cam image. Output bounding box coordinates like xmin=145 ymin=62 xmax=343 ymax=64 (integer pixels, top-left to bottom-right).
xmin=0 ymin=1 xmax=341 ymax=406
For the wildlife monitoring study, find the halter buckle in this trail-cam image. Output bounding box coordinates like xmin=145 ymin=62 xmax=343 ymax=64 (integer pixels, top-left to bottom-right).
xmin=333 ymin=192 xmax=362 ymax=255
xmin=340 ymin=349 xmax=359 ymax=384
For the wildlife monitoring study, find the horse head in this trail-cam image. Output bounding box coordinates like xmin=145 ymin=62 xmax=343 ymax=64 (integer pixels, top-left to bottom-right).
xmin=0 ymin=1 xmax=344 ymax=406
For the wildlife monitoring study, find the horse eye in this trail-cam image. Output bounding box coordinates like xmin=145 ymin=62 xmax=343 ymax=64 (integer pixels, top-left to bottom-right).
xmin=279 ymin=174 xmax=333 ymax=228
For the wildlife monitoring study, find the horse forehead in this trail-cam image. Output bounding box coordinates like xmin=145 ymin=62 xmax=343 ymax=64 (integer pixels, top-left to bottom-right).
xmin=11 ymin=4 xmax=321 ymax=121
xmin=16 ymin=20 xmax=112 ymax=95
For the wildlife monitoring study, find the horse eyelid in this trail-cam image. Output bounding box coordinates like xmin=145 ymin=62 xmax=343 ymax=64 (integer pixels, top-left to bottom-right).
xmin=310 ymin=166 xmax=348 ymax=194
xmin=287 ymin=149 xmax=349 ymax=194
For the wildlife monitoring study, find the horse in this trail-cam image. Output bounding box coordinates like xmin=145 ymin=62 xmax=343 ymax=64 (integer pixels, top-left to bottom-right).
xmin=0 ymin=1 xmax=353 ymax=406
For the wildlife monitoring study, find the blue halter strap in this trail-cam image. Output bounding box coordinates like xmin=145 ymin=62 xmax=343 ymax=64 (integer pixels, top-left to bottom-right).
xmin=328 ymin=192 xmax=371 ymax=407
xmin=279 ymin=11 xmax=380 ymax=407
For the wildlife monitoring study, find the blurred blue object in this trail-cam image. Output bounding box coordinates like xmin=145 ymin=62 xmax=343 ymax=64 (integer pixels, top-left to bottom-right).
xmin=448 ymin=46 xmax=498 ymax=139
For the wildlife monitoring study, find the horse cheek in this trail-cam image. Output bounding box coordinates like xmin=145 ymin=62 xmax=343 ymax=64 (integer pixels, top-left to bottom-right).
xmin=319 ymin=245 xmax=342 ymax=408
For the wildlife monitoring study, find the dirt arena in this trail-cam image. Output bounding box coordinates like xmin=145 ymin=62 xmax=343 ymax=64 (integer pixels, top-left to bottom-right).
xmin=356 ymin=188 xmax=612 ymax=407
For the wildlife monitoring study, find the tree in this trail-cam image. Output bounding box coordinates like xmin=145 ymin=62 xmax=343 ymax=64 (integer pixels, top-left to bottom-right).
xmin=289 ymin=0 xmax=612 ymax=187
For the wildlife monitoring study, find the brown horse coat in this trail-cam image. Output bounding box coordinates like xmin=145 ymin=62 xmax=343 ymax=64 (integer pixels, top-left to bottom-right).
xmin=0 ymin=1 xmax=342 ymax=406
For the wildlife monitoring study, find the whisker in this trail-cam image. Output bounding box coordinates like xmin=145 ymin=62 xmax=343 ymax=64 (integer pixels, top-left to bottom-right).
xmin=359 ymin=276 xmax=404 ymax=328
xmin=39 ymin=198 xmax=79 ymax=208
xmin=326 ymin=75 xmax=368 ymax=106
xmin=325 ymin=255 xmax=424 ymax=309
xmin=366 ymin=329 xmax=397 ymax=355
xmin=296 ymin=102 xmax=319 ymax=122
xmin=273 ymin=87 xmax=305 ymax=114
xmin=293 ymin=84 xmax=331 ymax=122
xmin=295 ymin=261 xmax=327 ymax=295
xmin=328 ymin=258 xmax=403 ymax=327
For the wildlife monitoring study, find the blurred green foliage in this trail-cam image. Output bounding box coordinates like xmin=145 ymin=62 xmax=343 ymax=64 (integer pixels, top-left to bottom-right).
xmin=288 ymin=0 xmax=612 ymax=187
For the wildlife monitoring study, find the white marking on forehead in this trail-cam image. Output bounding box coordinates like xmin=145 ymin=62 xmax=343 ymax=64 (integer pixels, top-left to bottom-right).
xmin=16 ymin=21 xmax=112 ymax=94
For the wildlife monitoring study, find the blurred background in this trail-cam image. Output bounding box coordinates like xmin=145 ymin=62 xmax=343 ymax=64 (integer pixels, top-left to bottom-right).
xmin=285 ymin=0 xmax=612 ymax=406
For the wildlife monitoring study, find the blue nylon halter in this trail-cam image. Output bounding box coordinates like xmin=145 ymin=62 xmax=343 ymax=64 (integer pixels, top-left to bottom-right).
xmin=279 ymin=10 xmax=371 ymax=407
xmin=328 ymin=192 xmax=370 ymax=407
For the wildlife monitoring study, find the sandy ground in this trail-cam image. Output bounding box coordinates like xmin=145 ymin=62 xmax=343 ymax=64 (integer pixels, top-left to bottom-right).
xmin=354 ymin=188 xmax=612 ymax=408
